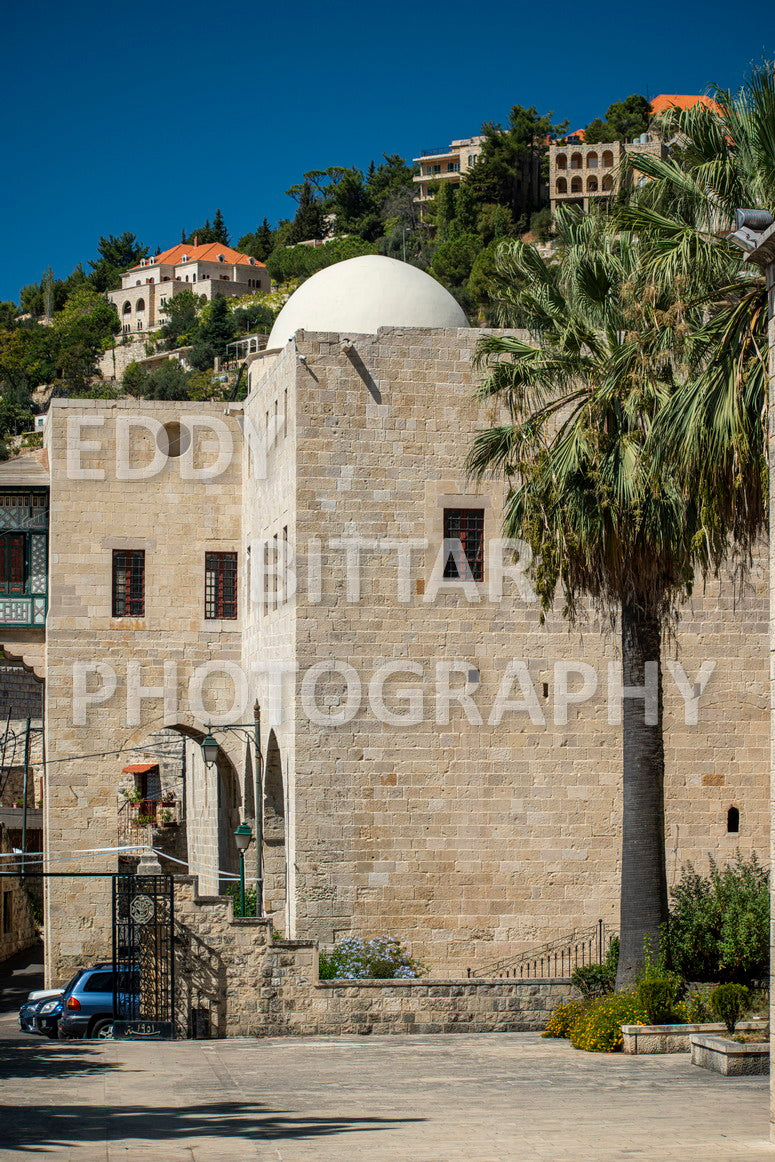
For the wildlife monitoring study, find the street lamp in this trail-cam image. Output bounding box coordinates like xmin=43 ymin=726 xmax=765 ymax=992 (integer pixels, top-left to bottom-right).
xmin=200 ymin=733 xmax=219 ymax=766
xmin=234 ymin=821 xmax=253 ymax=916
xmin=198 ymin=707 xmax=264 ymax=917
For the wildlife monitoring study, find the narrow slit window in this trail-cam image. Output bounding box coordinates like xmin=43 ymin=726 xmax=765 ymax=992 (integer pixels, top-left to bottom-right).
xmin=205 ymin=551 xmax=238 ymax=620
xmin=282 ymin=526 xmax=288 ymax=604
xmin=112 ymin=550 xmax=145 ymax=617
xmin=443 ymin=509 xmax=485 ymax=581
xmin=727 ymin=806 xmax=740 ymax=834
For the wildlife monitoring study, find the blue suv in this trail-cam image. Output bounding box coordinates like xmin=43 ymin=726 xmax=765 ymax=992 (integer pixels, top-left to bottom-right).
xmin=59 ymin=964 xmax=139 ymax=1040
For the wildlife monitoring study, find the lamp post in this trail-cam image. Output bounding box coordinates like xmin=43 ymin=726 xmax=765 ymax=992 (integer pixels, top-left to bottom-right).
xmin=200 ymin=714 xmax=264 ymax=916
xmin=234 ymin=821 xmax=253 ymax=916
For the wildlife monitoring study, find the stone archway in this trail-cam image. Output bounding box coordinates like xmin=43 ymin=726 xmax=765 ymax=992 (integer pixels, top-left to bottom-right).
xmin=263 ymin=730 xmax=287 ymax=929
xmin=118 ymin=720 xmax=242 ymax=896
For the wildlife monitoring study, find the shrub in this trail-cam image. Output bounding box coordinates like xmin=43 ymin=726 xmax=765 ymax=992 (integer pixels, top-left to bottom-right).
xmin=223 ymin=884 xmax=258 ymax=918
xmin=676 ymin=987 xmax=713 ymax=1023
xmin=530 ymin=207 xmax=553 ymax=243
xmin=571 ymin=936 xmax=619 ymax=999
xmin=569 ymin=992 xmax=649 ymax=1052
xmin=318 ymin=935 xmax=425 ymax=980
xmin=634 ymin=933 xmax=685 ymax=1023
xmin=709 ymin=983 xmax=751 ymax=1034
xmin=542 ymin=999 xmax=588 ymax=1038
xmin=668 ymin=855 xmax=768 ymax=984
xmin=635 ymin=979 xmax=682 ymax=1024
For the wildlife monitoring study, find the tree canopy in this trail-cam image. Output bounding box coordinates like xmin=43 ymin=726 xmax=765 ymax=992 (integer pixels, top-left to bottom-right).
xmin=584 ymin=94 xmax=651 ymax=143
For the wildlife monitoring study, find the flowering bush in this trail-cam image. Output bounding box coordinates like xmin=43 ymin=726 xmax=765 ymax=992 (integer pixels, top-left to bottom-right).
xmin=674 ymin=987 xmax=713 ymax=1023
xmin=318 ymin=935 xmax=425 ymax=980
xmin=569 ymin=992 xmax=649 ymax=1052
xmin=542 ymin=999 xmax=588 ymax=1038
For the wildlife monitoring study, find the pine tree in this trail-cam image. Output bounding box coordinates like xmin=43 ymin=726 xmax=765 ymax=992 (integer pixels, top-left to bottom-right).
xmin=212 ymin=208 xmax=230 ymax=245
xmin=287 ymin=181 xmax=325 ymax=244
xmin=256 ymin=218 xmax=273 ymax=257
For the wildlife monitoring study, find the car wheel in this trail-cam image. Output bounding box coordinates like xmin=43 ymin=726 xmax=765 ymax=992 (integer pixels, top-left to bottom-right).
xmin=91 ymin=1019 xmax=114 ymax=1040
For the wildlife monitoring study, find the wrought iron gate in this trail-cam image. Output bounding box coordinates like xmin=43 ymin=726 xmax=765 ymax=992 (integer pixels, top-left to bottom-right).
xmin=112 ymin=874 xmax=176 ymax=1039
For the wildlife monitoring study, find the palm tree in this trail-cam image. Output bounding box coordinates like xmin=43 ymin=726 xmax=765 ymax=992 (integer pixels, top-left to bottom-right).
xmin=467 ymin=210 xmax=703 ymax=985
xmin=617 ymin=65 xmax=775 ymax=562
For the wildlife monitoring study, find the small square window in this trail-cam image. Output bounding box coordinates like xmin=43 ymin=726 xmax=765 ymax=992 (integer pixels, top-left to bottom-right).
xmin=443 ymin=509 xmax=484 ymax=581
xmin=205 ymin=552 xmax=238 ymax=619
xmin=112 ymin=550 xmax=145 ymax=617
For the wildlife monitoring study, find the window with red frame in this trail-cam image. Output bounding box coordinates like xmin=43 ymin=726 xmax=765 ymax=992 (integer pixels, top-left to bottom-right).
xmin=112 ymin=550 xmax=145 ymax=617
xmin=205 ymin=551 xmax=238 ymax=619
xmin=442 ymin=509 xmax=485 ymax=581
xmin=0 ymin=534 xmax=26 ymax=595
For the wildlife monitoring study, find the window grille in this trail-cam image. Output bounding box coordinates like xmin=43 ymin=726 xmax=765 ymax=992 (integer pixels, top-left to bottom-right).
xmin=205 ymin=551 xmax=238 ymax=619
xmin=443 ymin=509 xmax=485 ymax=581
xmin=112 ymin=550 xmax=145 ymax=617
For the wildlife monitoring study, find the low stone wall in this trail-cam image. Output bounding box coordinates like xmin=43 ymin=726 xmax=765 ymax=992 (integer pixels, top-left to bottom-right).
xmin=623 ymin=1020 xmax=769 ymax=1055
xmin=173 ymin=877 xmax=575 ymax=1038
xmin=306 ymin=978 xmax=570 ymax=1037
xmin=690 ymin=1033 xmax=769 ymax=1075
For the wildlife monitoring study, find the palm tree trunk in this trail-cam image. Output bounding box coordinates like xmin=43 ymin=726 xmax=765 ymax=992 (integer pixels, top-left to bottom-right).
xmin=615 ymin=601 xmax=668 ymax=989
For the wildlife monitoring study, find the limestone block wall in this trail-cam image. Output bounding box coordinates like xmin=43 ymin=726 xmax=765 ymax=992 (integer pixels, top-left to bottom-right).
xmin=173 ymin=877 xmax=575 ymax=1037
xmin=43 ymin=399 xmax=245 ymax=982
xmin=242 ymin=346 xmax=297 ymax=934
xmin=280 ymin=327 xmax=768 ymax=975
xmin=98 ymin=338 xmax=149 ymax=382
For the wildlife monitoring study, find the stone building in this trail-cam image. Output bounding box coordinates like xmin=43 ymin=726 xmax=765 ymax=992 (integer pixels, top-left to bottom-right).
xmin=412 ymin=136 xmax=485 ymax=217
xmin=106 ymin=241 xmax=269 ymax=339
xmin=2 ymin=255 xmax=767 ymax=984
xmin=548 ymin=95 xmax=717 ymax=218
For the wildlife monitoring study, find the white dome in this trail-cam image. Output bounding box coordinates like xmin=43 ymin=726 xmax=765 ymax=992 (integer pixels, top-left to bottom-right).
xmin=266 ymin=255 xmax=468 ymax=349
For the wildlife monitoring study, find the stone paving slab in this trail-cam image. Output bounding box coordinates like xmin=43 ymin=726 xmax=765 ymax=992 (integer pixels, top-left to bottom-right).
xmin=0 ymin=1014 xmax=772 ymax=1160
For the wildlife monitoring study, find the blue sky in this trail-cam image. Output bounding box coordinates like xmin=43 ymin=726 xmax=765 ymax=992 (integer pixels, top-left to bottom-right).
xmin=1 ymin=0 xmax=770 ymax=302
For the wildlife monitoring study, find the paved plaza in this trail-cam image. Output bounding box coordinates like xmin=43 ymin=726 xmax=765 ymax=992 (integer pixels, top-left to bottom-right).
xmin=0 ymin=1010 xmax=772 ymax=1161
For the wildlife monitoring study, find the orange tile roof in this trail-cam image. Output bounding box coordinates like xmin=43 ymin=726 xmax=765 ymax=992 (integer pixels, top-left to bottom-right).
xmin=650 ymin=94 xmax=721 ymax=115
xmin=565 ymin=128 xmax=586 ymax=142
xmin=130 ymin=242 xmax=264 ymax=271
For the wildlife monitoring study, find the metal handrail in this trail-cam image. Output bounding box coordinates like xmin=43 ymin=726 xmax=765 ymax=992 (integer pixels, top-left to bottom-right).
xmin=467 ymin=919 xmax=616 ymax=979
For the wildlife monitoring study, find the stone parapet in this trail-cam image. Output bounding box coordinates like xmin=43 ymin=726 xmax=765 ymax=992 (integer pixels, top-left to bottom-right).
xmin=173 ymin=876 xmax=575 ymax=1038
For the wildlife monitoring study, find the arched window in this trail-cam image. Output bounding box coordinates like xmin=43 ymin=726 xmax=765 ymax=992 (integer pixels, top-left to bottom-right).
xmin=602 ymin=150 xmax=614 ymax=168
xmin=571 ymin=176 xmax=582 ymax=193
xmin=587 ymin=152 xmax=598 ymax=169
xmin=122 ymin=301 xmax=132 ymax=315
xmin=602 ymin=175 xmax=614 ymax=191
xmin=556 ymin=178 xmax=567 ymax=193
xmin=556 ymin=153 xmax=567 ymax=170
xmin=135 ymin=297 xmax=145 ymax=312
xmin=571 ymin=152 xmax=582 ymax=170
xmin=727 ymin=806 xmax=740 ymax=834
xmin=587 ymin=177 xmax=598 ymax=192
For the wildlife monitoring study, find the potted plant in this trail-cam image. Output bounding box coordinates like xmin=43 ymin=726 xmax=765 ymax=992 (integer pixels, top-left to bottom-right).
xmin=159 ymin=808 xmax=177 ymax=827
